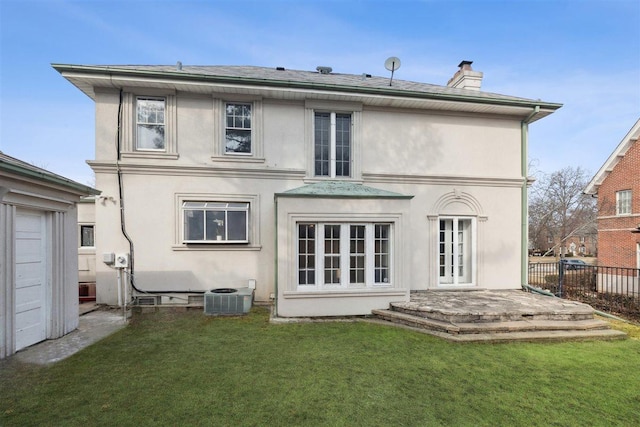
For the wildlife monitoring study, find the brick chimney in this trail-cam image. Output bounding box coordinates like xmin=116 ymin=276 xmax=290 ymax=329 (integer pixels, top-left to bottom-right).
xmin=447 ymin=60 xmax=483 ymax=91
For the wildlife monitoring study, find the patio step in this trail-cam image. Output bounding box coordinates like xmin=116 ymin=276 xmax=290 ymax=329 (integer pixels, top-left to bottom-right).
xmin=371 ymin=309 xmax=627 ymax=343
xmin=389 ymin=303 xmax=595 ymax=323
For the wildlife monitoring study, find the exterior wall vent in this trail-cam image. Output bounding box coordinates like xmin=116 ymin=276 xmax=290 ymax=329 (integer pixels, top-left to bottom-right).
xmin=135 ymin=295 xmax=160 ymax=306
xmin=204 ymin=287 xmax=254 ymax=315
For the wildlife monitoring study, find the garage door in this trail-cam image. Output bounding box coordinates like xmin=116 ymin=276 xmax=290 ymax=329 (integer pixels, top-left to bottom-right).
xmin=15 ymin=210 xmax=47 ymax=351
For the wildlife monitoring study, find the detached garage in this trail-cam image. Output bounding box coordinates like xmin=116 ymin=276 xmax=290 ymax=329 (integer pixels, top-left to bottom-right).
xmin=1 ymin=152 xmax=99 ymax=359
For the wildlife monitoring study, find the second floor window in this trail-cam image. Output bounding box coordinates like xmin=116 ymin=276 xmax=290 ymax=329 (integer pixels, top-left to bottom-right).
xmin=314 ymin=112 xmax=351 ymax=177
xmin=616 ymin=190 xmax=632 ymax=215
xmin=136 ymin=97 xmax=165 ymax=150
xmin=225 ymin=103 xmax=252 ymax=154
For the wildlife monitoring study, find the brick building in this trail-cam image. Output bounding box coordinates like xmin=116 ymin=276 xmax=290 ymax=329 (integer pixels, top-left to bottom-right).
xmin=529 ymin=230 xmax=597 ymax=257
xmin=585 ymin=118 xmax=640 ymax=268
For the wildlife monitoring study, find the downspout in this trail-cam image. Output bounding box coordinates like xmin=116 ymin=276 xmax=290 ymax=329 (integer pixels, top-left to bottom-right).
xmin=521 ymin=106 xmax=539 ymax=289
xmin=273 ymin=195 xmax=279 ymax=317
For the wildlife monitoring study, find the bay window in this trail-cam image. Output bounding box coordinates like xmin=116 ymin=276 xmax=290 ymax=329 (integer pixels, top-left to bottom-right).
xmin=297 ymin=222 xmax=391 ymax=288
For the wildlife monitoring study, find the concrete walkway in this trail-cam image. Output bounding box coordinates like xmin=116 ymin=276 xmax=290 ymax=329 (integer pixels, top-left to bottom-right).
xmin=12 ymin=306 xmax=127 ymax=365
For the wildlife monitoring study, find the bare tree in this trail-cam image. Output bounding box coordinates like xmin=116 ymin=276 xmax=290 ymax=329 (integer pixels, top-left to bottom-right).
xmin=529 ymin=166 xmax=597 ymax=256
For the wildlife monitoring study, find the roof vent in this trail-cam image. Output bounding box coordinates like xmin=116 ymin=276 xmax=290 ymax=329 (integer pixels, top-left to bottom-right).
xmin=276 ymin=66 xmax=285 ymax=71
xmin=176 ymin=61 xmax=183 ymax=71
xmin=316 ymin=66 xmax=333 ymax=74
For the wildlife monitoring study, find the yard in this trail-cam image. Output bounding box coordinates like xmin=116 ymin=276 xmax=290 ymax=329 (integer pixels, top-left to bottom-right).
xmin=2 ymin=307 xmax=639 ymax=426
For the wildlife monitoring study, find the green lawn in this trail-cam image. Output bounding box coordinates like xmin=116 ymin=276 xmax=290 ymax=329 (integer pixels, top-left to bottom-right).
xmin=2 ymin=307 xmax=639 ymax=427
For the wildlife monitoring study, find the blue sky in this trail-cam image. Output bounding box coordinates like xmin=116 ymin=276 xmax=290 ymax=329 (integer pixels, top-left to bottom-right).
xmin=1 ymin=0 xmax=639 ymax=186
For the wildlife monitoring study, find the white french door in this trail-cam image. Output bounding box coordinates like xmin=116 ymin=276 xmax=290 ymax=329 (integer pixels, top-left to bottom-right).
xmin=438 ymin=217 xmax=475 ymax=286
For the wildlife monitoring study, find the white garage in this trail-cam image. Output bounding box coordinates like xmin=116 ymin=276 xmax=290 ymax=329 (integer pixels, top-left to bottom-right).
xmin=1 ymin=152 xmax=99 ymax=359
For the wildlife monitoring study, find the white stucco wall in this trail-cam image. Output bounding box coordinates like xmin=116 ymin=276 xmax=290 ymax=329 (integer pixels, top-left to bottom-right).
xmin=90 ymin=88 xmax=527 ymax=313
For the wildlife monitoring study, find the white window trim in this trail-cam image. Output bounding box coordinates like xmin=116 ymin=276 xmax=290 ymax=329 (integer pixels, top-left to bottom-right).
xmin=173 ymin=193 xmax=260 ymax=251
xmin=78 ymin=223 xmax=95 ymax=249
xmin=616 ymin=189 xmax=632 ymax=216
xmin=305 ymin=100 xmax=362 ymax=181
xmin=224 ymin=102 xmax=253 ymax=156
xmin=211 ymin=96 xmax=264 ymax=162
xmin=296 ymin=222 xmax=393 ymax=291
xmin=116 ymin=90 xmax=178 ymax=159
xmin=182 ymin=202 xmax=249 ymax=244
xmin=437 ymin=216 xmax=477 ymax=287
xmin=135 ymin=97 xmax=166 ymax=152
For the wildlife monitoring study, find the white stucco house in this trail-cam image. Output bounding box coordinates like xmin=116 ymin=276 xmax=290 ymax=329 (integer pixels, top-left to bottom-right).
xmin=54 ymin=61 xmax=561 ymax=317
xmin=1 ymin=152 xmax=99 ymax=359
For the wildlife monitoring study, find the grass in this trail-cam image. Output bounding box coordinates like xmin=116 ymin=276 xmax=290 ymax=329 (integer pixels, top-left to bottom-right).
xmin=2 ymin=307 xmax=640 ymax=427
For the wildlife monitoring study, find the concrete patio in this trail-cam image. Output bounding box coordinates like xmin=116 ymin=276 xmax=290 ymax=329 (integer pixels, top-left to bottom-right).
xmin=372 ymin=289 xmax=627 ymax=343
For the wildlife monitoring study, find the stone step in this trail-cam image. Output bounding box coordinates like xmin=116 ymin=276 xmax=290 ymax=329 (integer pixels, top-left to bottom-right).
xmin=390 ymin=304 xmax=595 ymax=323
xmin=416 ymin=328 xmax=627 ymax=343
xmin=371 ymin=309 xmax=627 ymax=343
xmin=372 ymin=309 xmax=461 ymax=333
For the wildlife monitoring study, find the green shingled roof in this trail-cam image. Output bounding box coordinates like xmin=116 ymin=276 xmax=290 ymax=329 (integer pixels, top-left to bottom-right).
xmin=52 ymin=64 xmax=563 ymax=114
xmin=276 ymin=181 xmax=412 ymax=199
xmin=0 ymin=151 xmax=100 ymax=196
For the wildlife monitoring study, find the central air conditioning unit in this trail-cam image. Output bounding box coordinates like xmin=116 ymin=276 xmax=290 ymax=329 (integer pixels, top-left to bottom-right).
xmin=204 ymin=287 xmax=254 ymax=315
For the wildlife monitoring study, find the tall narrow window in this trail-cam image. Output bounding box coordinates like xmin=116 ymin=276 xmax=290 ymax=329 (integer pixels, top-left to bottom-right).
xmin=350 ymin=225 xmax=366 ymax=284
xmin=314 ymin=112 xmax=351 ymax=177
xmin=616 ymin=190 xmax=632 ymax=215
xmin=136 ymin=97 xmax=165 ymax=150
xmin=298 ymin=224 xmax=316 ymax=285
xmin=225 ymin=103 xmax=252 ymax=154
xmin=335 ymin=114 xmax=351 ymax=177
xmin=439 ymin=218 xmax=474 ymax=286
xmin=324 ymin=225 xmax=341 ymax=284
xmin=375 ymin=224 xmax=390 ymax=284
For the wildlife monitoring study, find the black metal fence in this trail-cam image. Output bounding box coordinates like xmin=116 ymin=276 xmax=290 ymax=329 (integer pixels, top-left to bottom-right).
xmin=528 ymin=261 xmax=640 ymax=321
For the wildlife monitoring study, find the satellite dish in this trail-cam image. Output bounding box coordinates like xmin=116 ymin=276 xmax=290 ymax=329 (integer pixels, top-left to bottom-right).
xmin=384 ymin=57 xmax=401 ymax=86
xmin=384 ymin=57 xmax=401 ymax=72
